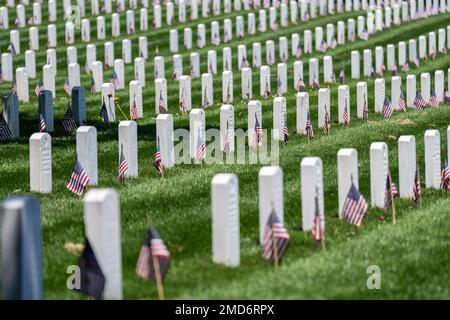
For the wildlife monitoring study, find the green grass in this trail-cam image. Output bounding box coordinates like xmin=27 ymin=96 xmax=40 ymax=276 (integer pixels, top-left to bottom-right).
xmin=1 ymin=4 xmax=450 ymax=299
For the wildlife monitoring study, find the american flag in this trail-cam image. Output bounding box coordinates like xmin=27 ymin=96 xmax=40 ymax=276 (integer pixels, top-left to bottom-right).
xmin=294 ymin=44 xmax=302 ymax=57
xmin=118 ymin=145 xmax=128 ymax=182
xmin=154 ymin=138 xmax=164 ymax=175
xmin=100 ymin=98 xmax=110 ymax=124
xmin=297 ymin=77 xmax=306 ymax=92
xmin=412 ymin=167 xmax=421 ymax=202
xmin=62 ymin=105 xmax=78 ymax=132
xmin=363 ymin=97 xmax=369 ymax=122
xmin=196 ymin=35 xmax=203 ymax=48
xmin=72 ymin=238 xmax=105 ymax=300
xmin=246 ymin=80 xmax=251 ymax=100
xmin=384 ymin=174 xmax=398 ymax=212
xmin=223 ymin=120 xmax=233 ymax=153
xmin=130 ymin=97 xmax=138 ymax=120
xmin=111 ymin=70 xmax=120 ymax=89
xmin=303 ymin=12 xmax=310 ymax=21
xmin=224 ymin=30 xmax=230 ymax=43
xmin=14 ymin=16 xmax=19 ymax=27
xmin=318 ymin=40 xmax=327 ymax=52
xmin=383 ymin=96 xmax=393 ymax=118
xmin=0 ymin=115 xmax=13 ymax=142
xmin=360 ymin=29 xmax=369 ymax=41
xmin=390 ymin=64 xmax=398 ymax=75
xmin=342 ymin=100 xmax=350 ymax=126
xmin=339 ymin=68 xmax=346 ymax=84
xmin=340 ymin=182 xmax=369 ymax=227
xmin=64 ymin=79 xmax=71 ymax=96
xmin=267 ymin=52 xmax=273 ymax=65
xmin=401 ymin=63 xmax=410 ymax=72
xmin=35 ymin=80 xmax=44 ymax=97
xmin=195 ymin=130 xmax=206 ymax=164
xmin=66 ymin=160 xmax=90 ymax=196
xmin=179 ymin=89 xmax=186 ymax=115
xmin=281 ymin=51 xmax=287 ymax=63
xmin=444 ymin=89 xmax=450 ymax=105
xmin=441 ymin=160 xmax=450 ymax=191
xmin=240 ymin=56 xmax=248 ymax=69
xmin=10 ymin=82 xmax=17 ymax=94
xmin=414 ymin=54 xmax=420 ymax=68
xmin=224 ymin=58 xmax=229 ymax=71
xmin=39 ymin=114 xmax=46 ymax=132
xmin=283 ymin=113 xmax=289 ymax=144
xmin=311 ymin=76 xmax=320 ymax=90
xmin=349 ymin=30 xmax=355 ymax=42
xmin=323 ymin=107 xmax=331 ymax=135
xmin=413 ymin=91 xmax=426 ymax=109
xmin=398 ymin=92 xmax=407 ymax=112
xmin=171 ymin=66 xmax=177 ymax=80
xmin=225 ymin=82 xmax=231 ymax=103
xmin=264 ymin=79 xmax=271 ymax=98
xmin=90 ymin=77 xmax=96 ymax=94
xmin=306 ymin=111 xmax=314 ymax=140
xmin=158 ymin=91 xmax=167 ymax=113
xmin=252 ymin=113 xmax=263 ymax=148
xmin=262 ymin=210 xmax=290 ymax=262
xmin=311 ymin=193 xmax=324 ymax=241
xmin=276 ymin=78 xmax=284 ymax=97
xmin=202 ymin=85 xmax=209 ymax=107
xmin=208 ymin=61 xmax=215 ymax=75
xmin=428 ymin=90 xmax=438 ymax=108
xmin=330 ymin=38 xmax=337 ymax=49
xmin=136 ymin=226 xmax=170 ymax=281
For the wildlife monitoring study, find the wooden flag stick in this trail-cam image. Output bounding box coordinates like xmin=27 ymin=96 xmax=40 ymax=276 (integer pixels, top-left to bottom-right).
xmin=146 ymin=213 xmax=165 ymax=301
xmin=389 ymin=171 xmax=397 ymax=224
xmin=113 ymin=96 xmax=129 ymax=121
xmin=417 ymin=161 xmax=423 ymax=209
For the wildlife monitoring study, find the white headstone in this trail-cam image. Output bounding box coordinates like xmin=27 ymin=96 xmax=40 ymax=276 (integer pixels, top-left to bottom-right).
xmin=154 ymin=56 xmax=164 ymax=79
xmin=129 ymin=80 xmax=143 ymax=118
xmin=25 ymin=50 xmax=36 ymax=79
xmin=351 ymin=51 xmax=360 ymax=79
xmin=272 ymin=97 xmax=287 ymax=141
xmin=406 ymin=74 xmax=416 ymax=108
xmin=1 ymin=53 xmax=13 ymax=82
xmin=170 ymin=29 xmax=179 ymax=53
xmin=154 ymin=78 xmax=167 ymax=114
xmin=68 ymin=63 xmax=80 ymax=91
xmin=301 ymin=157 xmax=324 ymax=232
xmin=421 ymin=72 xmax=431 ymax=103
xmin=29 ymin=133 xmax=52 ymax=193
xmin=222 ymin=71 xmax=234 ymax=103
xmin=101 ymin=83 xmax=115 ymax=121
xmin=43 ymin=65 xmax=55 ymax=98
xmin=207 ymin=50 xmax=217 ymax=75
xmin=179 ymin=75 xmax=192 ymax=112
xmin=318 ymin=88 xmax=330 ymax=128
xmin=91 ymin=61 xmax=103 ymax=94
xmin=134 ymin=57 xmax=145 ymax=87
xmin=189 ymin=109 xmax=206 ymax=160
xmin=220 ymin=104 xmax=235 ymax=152
xmin=424 ymin=130 xmax=441 ymax=189
xmin=118 ymin=121 xmax=138 ymax=177
xmin=16 ymin=67 xmax=29 ymax=103
xmin=201 ymin=73 xmax=214 ymax=107
xmin=156 ymin=114 xmax=174 ymax=168
xmin=296 ymin=92 xmax=309 ymax=134
xmin=260 ymin=65 xmax=271 ymax=98
xmin=337 ymin=148 xmax=359 ymax=213
xmin=190 ymin=52 xmax=200 ymax=78
xmin=374 ymin=78 xmax=385 ymax=113
xmin=370 ymin=142 xmax=389 ymax=208
xmin=398 ymin=135 xmax=416 ymax=198
xmin=241 ymin=67 xmax=252 ymax=100
xmin=76 ymin=126 xmax=98 ymax=185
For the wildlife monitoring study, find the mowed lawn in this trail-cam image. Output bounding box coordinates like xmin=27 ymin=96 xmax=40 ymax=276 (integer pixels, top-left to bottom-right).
xmin=0 ymin=4 xmax=450 ymax=299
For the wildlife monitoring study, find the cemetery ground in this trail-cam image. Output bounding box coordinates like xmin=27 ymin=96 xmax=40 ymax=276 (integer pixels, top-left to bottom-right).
xmin=1 ymin=6 xmax=450 ymax=299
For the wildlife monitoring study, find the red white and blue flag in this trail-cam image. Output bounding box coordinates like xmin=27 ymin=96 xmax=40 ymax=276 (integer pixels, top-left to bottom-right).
xmin=262 ymin=210 xmax=290 ymax=262
xmin=441 ymin=160 xmax=450 ymax=191
xmin=118 ymin=145 xmax=128 ymax=182
xmin=383 ymin=96 xmax=393 ymax=118
xmin=413 ymin=91 xmax=426 ymax=109
xmin=340 ymin=182 xmax=369 ymax=227
xmin=398 ymin=92 xmax=407 ymax=112
xmin=66 ymin=160 xmax=90 ymax=196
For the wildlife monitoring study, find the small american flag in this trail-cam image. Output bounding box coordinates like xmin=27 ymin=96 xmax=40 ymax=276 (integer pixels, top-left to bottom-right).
xmin=154 ymin=138 xmax=164 ymax=175
xmin=340 ymin=182 xmax=369 ymax=227
xmin=223 ymin=120 xmax=233 ymax=154
xmin=10 ymin=82 xmax=17 ymax=94
xmin=66 ymin=160 xmax=90 ymax=196
xmin=246 ymin=80 xmax=251 ymax=100
xmin=383 ymin=96 xmax=393 ymax=118
xmin=195 ymin=130 xmax=206 ymax=164
xmin=208 ymin=61 xmax=215 ymax=75
xmin=390 ymin=64 xmax=398 ymax=75
xmin=100 ymin=98 xmax=110 ymax=124
xmin=136 ymin=226 xmax=170 ymax=281
xmin=318 ymin=40 xmax=327 ymax=52
xmin=7 ymin=42 xmax=16 ymax=55
xmin=312 ymin=193 xmax=324 ymax=241
xmin=179 ymin=89 xmax=187 ymax=115
xmin=323 ymin=107 xmax=331 ymax=135
xmin=240 ymin=56 xmax=248 ymax=69
xmin=384 ymin=174 xmax=398 ymax=212
xmin=413 ymin=91 xmax=426 ymax=110
xmin=441 ymin=160 xmax=450 ymax=191
xmin=360 ymin=29 xmax=369 ymax=41
xmin=73 ymin=238 xmax=105 ymax=300
xmin=202 ymin=85 xmax=209 ymax=108
xmin=90 ymin=77 xmax=96 ymax=94
xmin=64 ymin=79 xmax=71 ymax=96
xmin=398 ymin=92 xmax=407 ymax=112
xmin=118 ymin=144 xmax=128 ymax=182
xmin=130 ymin=97 xmax=138 ymax=120
xmin=196 ymin=35 xmax=203 ymax=48
xmin=158 ymin=91 xmax=167 ymax=113
xmin=428 ymin=90 xmax=438 ymax=108
xmin=171 ymin=65 xmax=177 ymax=80
xmin=412 ymin=167 xmax=421 ymax=202
xmin=297 ymin=77 xmax=306 ymax=92
xmin=342 ymin=100 xmax=350 ymax=126
xmin=62 ymin=105 xmax=78 ymax=132
xmin=39 ymin=114 xmax=46 ymax=132
xmin=414 ymin=54 xmax=420 ymax=68
xmin=262 ymin=210 xmax=290 ymax=262
xmin=225 ymin=82 xmax=232 ymax=103
xmin=306 ymin=111 xmax=314 ymax=140
xmin=339 ymin=68 xmax=346 ymax=84
xmin=330 ymin=38 xmax=337 ymax=49
xmin=283 ymin=113 xmax=289 ymax=144
xmin=224 ymin=30 xmax=230 ymax=43
xmin=276 ymin=78 xmax=284 ymax=97
xmin=363 ymin=97 xmax=369 ymax=123
xmin=252 ymin=113 xmax=263 ymax=148
xmin=294 ymin=44 xmax=302 ymax=57
xmin=444 ymin=89 xmax=450 ymax=105
xmin=0 ymin=115 xmax=13 ymax=142
xmin=303 ymin=12 xmax=310 ymax=21
xmin=224 ymin=58 xmax=229 ymax=71
xmin=264 ymin=79 xmax=271 ymax=99
xmin=35 ymin=80 xmax=44 ymax=97
xmin=401 ymin=63 xmax=410 ymax=72
xmin=311 ymin=76 xmax=320 ymax=90
xmin=267 ymin=52 xmax=273 ymax=65
xmin=281 ymin=51 xmax=287 ymax=63
xmin=111 ymin=70 xmax=120 ymax=89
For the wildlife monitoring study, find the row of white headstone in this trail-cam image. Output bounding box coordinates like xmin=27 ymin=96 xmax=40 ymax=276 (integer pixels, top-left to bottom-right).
xmin=212 ymin=127 xmax=449 ymax=267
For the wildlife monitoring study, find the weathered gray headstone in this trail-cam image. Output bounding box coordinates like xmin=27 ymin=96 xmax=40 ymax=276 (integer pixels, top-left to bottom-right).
xmin=72 ymin=86 xmax=86 ymax=126
xmin=38 ymin=90 xmax=54 ymax=133
xmin=2 ymin=93 xmax=19 ymax=138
